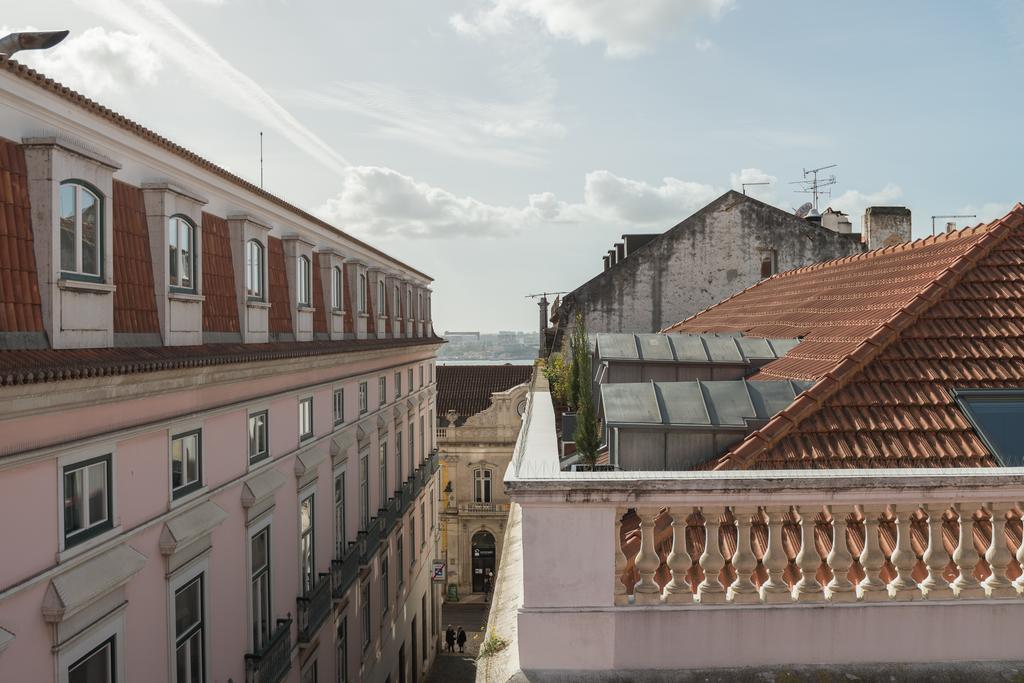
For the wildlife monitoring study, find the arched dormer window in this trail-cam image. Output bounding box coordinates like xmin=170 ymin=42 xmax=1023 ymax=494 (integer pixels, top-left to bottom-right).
xmin=297 ymin=255 xmax=311 ymax=307
xmin=331 ymin=266 xmax=343 ymax=310
xmin=474 ymin=468 xmax=492 ymax=504
xmin=245 ymin=239 xmax=265 ymax=300
xmin=358 ymin=273 xmax=367 ymax=313
xmin=59 ymin=181 xmax=103 ymax=281
xmin=168 ymin=215 xmax=196 ymax=291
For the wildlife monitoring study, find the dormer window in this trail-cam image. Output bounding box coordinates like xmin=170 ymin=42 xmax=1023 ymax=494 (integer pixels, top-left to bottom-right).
xmin=358 ymin=273 xmax=367 ymax=313
xmin=377 ymin=280 xmax=385 ymax=313
xmin=59 ymin=181 xmax=102 ymax=281
xmin=246 ymin=239 xmax=265 ymax=300
xmin=332 ymin=266 xmax=343 ymax=310
xmin=406 ymin=290 xmax=412 ymax=318
xmin=297 ymin=255 xmax=312 ymax=307
xmin=168 ymin=215 xmax=196 ymax=291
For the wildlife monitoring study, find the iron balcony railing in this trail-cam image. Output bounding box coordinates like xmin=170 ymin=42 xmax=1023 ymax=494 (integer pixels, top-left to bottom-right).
xmin=358 ymin=515 xmax=383 ymax=565
xmin=331 ymin=543 xmax=360 ymax=601
xmin=296 ymin=572 xmax=332 ymax=643
xmin=244 ymin=617 xmax=292 ymax=683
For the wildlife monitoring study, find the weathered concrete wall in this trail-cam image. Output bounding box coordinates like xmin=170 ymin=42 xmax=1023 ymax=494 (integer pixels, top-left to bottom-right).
xmin=864 ymin=206 xmax=912 ymax=250
xmin=557 ymin=192 xmax=865 ymax=338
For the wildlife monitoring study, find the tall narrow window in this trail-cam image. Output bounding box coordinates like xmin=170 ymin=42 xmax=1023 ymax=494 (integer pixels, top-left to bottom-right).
xmin=419 ymin=416 xmax=425 ymax=462
xmin=378 ymin=376 xmax=387 ymax=406
xmin=300 ymin=493 xmax=315 ymax=594
xmin=393 ymin=285 xmax=400 ymax=318
xmin=171 ymin=429 xmax=203 ymax=499
xmin=359 ymin=451 xmax=369 ymax=530
xmin=246 ymin=240 xmax=265 ymax=300
xmin=395 ymin=433 xmax=403 ymax=488
xmin=336 ymin=618 xmax=348 ymax=683
xmin=419 ymin=502 xmax=426 ymax=548
xmin=331 ymin=266 xmax=343 ymax=310
xmin=251 ymin=527 xmax=272 ymax=651
xmin=379 ymin=440 xmax=388 ymax=509
xmin=419 ymin=365 xmax=424 ymax=388
xmin=380 ymin=555 xmax=389 ymax=616
xmin=334 ymin=471 xmax=346 ymax=558
xmin=377 ymin=280 xmax=385 ymax=315
xmin=474 ymin=469 xmax=492 ymax=504
xmin=68 ymin=636 xmax=115 ymax=683
xmin=248 ymin=411 xmax=269 ymax=465
xmin=760 ymin=250 xmax=777 ymax=279
xmin=409 ymin=511 xmax=415 ymax=562
xmin=299 ymin=397 xmax=314 ymax=441
xmin=360 ymin=579 xmax=371 ymax=648
xmin=333 ymin=388 xmax=345 ymax=426
xmin=59 ymin=182 xmax=102 ymax=280
xmin=63 ymin=454 xmax=113 ymax=548
xmin=174 ymin=574 xmax=205 ymax=683
xmin=168 ymin=216 xmax=196 ymax=291
xmin=429 ymin=409 xmax=435 ymax=451
xmin=396 ymin=536 xmax=404 ymax=588
xmin=358 ymin=274 xmax=367 ymax=313
xmin=394 ymin=372 xmax=401 ymax=400
xmin=406 ymin=291 xmax=412 ymax=320
xmin=407 ymin=369 xmax=413 ymax=395
xmin=297 ymin=256 xmax=312 ymax=307
xmin=407 ymin=422 xmax=414 ymax=476
xmin=358 ymin=382 xmax=368 ymax=414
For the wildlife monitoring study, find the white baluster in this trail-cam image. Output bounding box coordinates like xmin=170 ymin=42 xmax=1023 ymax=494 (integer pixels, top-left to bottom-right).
xmin=920 ymin=503 xmax=953 ymax=600
xmin=951 ymin=502 xmax=984 ymax=599
xmin=825 ymin=505 xmax=856 ymax=603
xmin=633 ymin=507 xmax=663 ymax=605
xmin=760 ymin=506 xmax=792 ymax=604
xmin=887 ymin=504 xmax=919 ymax=600
xmin=728 ymin=506 xmax=759 ymax=604
xmin=614 ymin=512 xmax=628 ymax=606
xmin=983 ymin=502 xmax=1016 ymax=598
xmin=792 ymin=504 xmax=823 ymax=602
xmin=663 ymin=507 xmax=693 ymax=604
xmin=697 ymin=507 xmax=726 ymax=604
xmin=857 ymin=504 xmax=888 ymax=602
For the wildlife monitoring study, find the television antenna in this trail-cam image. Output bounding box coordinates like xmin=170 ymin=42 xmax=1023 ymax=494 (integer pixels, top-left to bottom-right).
xmin=931 ymin=214 xmax=976 ymax=236
xmin=789 ymin=164 xmax=837 ymax=212
xmin=742 ymin=181 xmax=770 ymax=196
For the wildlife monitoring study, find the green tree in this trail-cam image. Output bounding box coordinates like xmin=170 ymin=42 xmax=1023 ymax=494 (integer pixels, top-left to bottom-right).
xmin=570 ymin=313 xmax=601 ymax=466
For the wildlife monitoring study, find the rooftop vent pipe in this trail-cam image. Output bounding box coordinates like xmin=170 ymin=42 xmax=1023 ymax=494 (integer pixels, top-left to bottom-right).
xmin=0 ymin=30 xmax=69 ymax=58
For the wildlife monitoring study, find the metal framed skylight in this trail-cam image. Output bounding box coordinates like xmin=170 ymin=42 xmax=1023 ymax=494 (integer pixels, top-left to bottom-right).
xmin=953 ymin=389 xmax=1024 ymax=467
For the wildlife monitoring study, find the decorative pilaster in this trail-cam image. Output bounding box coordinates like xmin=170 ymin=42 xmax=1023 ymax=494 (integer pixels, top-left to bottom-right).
xmin=857 ymin=505 xmax=888 ymax=602
xmin=919 ymin=503 xmax=953 ymax=600
xmin=825 ymin=505 xmax=856 ymax=603
xmin=697 ymin=507 xmax=726 ymax=604
xmin=663 ymin=507 xmax=693 ymax=604
xmin=887 ymin=505 xmax=919 ymax=600
xmin=759 ymin=506 xmax=792 ymax=604
xmin=633 ymin=507 xmax=662 ymax=605
xmin=614 ymin=512 xmax=628 ymax=606
xmin=727 ymin=506 xmax=759 ymax=604
xmin=951 ymin=502 xmax=984 ymax=599
xmin=982 ymin=502 xmax=1016 ymax=598
xmin=792 ymin=505 xmax=823 ymax=602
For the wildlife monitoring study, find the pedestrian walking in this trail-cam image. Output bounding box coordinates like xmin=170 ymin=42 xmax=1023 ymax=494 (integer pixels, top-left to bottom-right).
xmin=483 ymin=570 xmax=492 ymax=602
xmin=445 ymin=624 xmax=455 ymax=653
xmin=456 ymin=625 xmax=467 ymax=653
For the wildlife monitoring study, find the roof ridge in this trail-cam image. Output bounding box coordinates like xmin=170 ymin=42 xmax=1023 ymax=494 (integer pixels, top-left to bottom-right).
xmin=711 ymin=203 xmax=1024 ymax=471
xmin=0 ymin=57 xmax=432 ymax=281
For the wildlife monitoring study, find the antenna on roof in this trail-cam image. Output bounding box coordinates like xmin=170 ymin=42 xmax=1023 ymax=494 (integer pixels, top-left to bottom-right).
xmin=789 ymin=164 xmax=837 ymax=212
xmin=741 ymin=181 xmax=770 ymax=196
xmin=794 ymin=202 xmax=814 ymax=218
xmin=259 ymin=131 xmax=264 ymax=189
xmin=930 ymin=214 xmax=976 ymax=236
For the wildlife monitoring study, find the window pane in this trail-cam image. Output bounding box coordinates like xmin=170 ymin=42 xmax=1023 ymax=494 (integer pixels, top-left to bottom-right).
xmin=60 ymin=185 xmax=76 ymax=272
xmin=80 ymin=190 xmax=99 ymax=276
xmin=180 ymin=222 xmax=192 ymax=288
xmin=169 ymin=218 xmax=179 ymax=284
xmin=185 ymin=435 xmax=199 ymax=484
xmin=87 ymin=462 xmax=108 ymax=525
xmin=176 ymin=642 xmax=189 ymax=683
xmin=64 ymin=469 xmax=84 ymax=534
xmin=959 ymin=396 xmax=1024 ymax=466
xmin=69 ymin=640 xmax=112 ymax=683
xmin=175 ymin=578 xmax=202 ymax=636
xmin=171 ymin=438 xmax=183 ymax=489
xmin=251 ymin=530 xmax=268 ymax=572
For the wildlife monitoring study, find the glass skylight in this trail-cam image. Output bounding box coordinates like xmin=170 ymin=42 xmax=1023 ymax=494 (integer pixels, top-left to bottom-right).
xmin=955 ymin=389 xmax=1024 ymax=467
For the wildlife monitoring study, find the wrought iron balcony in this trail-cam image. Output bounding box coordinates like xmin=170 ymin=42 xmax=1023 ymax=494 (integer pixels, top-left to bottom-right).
xmin=332 ymin=544 xmax=360 ymax=601
xmin=296 ymin=573 xmax=331 ymax=644
xmin=358 ymin=515 xmax=383 ymax=565
xmin=244 ymin=618 xmax=292 ymax=683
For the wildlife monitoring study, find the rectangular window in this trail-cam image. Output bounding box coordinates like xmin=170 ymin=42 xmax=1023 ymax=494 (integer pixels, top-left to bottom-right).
xmin=359 ymin=451 xmax=369 ymax=530
xmin=379 ymin=440 xmax=388 ymax=508
xmin=378 ymin=376 xmax=386 ymax=407
xmin=59 ymin=183 xmax=102 ymax=280
xmin=68 ymin=635 xmax=115 ymax=683
xmin=63 ymin=454 xmax=113 ymax=548
xmin=409 ymin=512 xmax=415 ymax=563
xmin=171 ymin=429 xmax=202 ymax=499
xmin=300 ymin=493 xmax=315 ymax=594
xmin=419 ymin=416 xmax=425 ymax=462
xmin=333 ymin=389 xmax=344 ymax=426
xmin=334 ymin=471 xmax=346 ymax=558
xmin=248 ymin=411 xmax=269 ymax=465
xmin=360 ymin=579 xmax=371 ymax=648
xmin=421 ymin=594 xmax=427 ymax=661
xmin=475 ymin=469 xmax=492 ymax=504
xmin=358 ymin=382 xmax=368 ymax=414
xmin=299 ymin=397 xmax=314 ymax=441
xmin=297 ymin=256 xmax=311 ymax=307
xmin=429 ymin=363 xmax=433 ymax=384
xmin=419 ymin=365 xmax=424 ymax=388
xmin=419 ymin=502 xmax=426 ymax=548
xmin=429 ymin=409 xmax=435 ymax=452
xmin=380 ymin=555 xmax=389 ymax=616
xmin=251 ymin=527 xmax=272 ymax=652
xmin=407 ymin=423 xmax=414 ymax=477
xmin=955 ymin=389 xmax=1024 ymax=466
xmin=396 ymin=536 xmax=404 ymax=588
xmin=394 ymin=372 xmax=401 ymax=400
xmin=301 ymin=660 xmax=318 ymax=683
xmin=407 ymin=369 xmax=413 ymax=395
xmin=336 ymin=618 xmax=348 ymax=683
xmin=395 ymin=434 xmax=403 ymax=488
xmin=174 ymin=574 xmax=205 ymax=683
xmin=358 ymin=274 xmax=367 ymax=314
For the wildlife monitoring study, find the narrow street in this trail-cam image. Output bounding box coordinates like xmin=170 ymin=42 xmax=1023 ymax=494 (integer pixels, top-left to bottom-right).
xmin=427 ymin=601 xmax=490 ymax=682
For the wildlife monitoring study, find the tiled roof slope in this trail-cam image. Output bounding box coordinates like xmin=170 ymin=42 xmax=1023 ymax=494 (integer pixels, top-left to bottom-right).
xmin=437 ymin=364 xmax=532 ymax=423
xmin=0 ymin=57 xmax=431 ymax=281
xmin=267 ymin=237 xmax=292 ymax=334
xmin=111 ymin=181 xmax=160 ymax=335
xmin=0 ymin=137 xmax=42 ymax=332
xmin=201 ymin=213 xmax=241 ymax=334
xmin=668 ymin=205 xmax=1024 ymax=470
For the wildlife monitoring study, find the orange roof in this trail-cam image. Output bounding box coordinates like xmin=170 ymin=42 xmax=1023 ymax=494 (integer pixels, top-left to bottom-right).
xmin=667 ymin=204 xmax=1024 ymax=470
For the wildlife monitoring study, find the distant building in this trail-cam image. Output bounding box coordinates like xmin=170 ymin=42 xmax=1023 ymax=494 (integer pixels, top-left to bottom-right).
xmin=435 ymin=365 xmax=531 ymax=601
xmin=444 ymin=331 xmax=481 ymax=342
xmin=546 ymin=191 xmax=912 ymax=353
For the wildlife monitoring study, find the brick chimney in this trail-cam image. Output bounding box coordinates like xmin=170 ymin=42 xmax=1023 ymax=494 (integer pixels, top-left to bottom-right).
xmin=863 ymin=206 xmax=911 ymax=250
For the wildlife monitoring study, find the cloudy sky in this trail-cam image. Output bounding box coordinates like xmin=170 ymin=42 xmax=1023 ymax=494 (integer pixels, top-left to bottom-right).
xmin=8 ymin=1 xmax=1024 ymax=332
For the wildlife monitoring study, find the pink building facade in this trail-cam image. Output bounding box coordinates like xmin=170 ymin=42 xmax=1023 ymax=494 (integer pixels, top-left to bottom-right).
xmin=0 ymin=56 xmax=442 ymax=683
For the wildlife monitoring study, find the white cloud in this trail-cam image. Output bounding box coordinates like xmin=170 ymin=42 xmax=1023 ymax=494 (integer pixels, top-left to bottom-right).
xmin=451 ymin=0 xmax=734 ymax=57
xmin=956 ymin=202 xmax=1014 ymax=227
xmin=79 ymin=0 xmax=350 ymax=174
xmin=11 ymin=27 xmax=161 ymax=97
xmin=290 ymin=80 xmax=564 ymax=166
xmin=825 ymin=183 xmax=904 ymax=229
xmin=577 ymin=170 xmax=720 ymax=223
xmin=695 ymin=37 xmax=714 ymax=51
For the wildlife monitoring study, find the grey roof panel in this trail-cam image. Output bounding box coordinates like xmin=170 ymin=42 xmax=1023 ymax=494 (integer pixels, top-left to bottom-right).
xmin=737 ymin=336 xmax=776 ymax=360
xmin=700 ymin=380 xmax=756 ymax=426
xmin=667 ymin=334 xmax=710 ymax=362
xmin=601 ymin=383 xmax=661 ymax=424
xmin=595 ymin=333 xmax=639 ymax=360
xmin=636 ymin=334 xmax=675 ymax=361
xmin=746 ymin=380 xmax=800 ymax=419
xmin=702 ymin=335 xmax=744 ymax=362
xmin=655 ymin=382 xmax=710 ymax=425
xmin=768 ymin=338 xmax=801 ymax=357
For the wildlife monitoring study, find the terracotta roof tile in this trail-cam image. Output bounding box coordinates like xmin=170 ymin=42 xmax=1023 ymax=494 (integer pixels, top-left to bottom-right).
xmin=267 ymin=236 xmax=292 ymax=335
xmin=0 ymin=138 xmax=42 ymax=333
xmin=311 ymin=253 xmax=328 ymax=335
xmin=111 ymin=181 xmax=160 ymax=335
xmin=200 ymin=212 xmax=240 ymax=334
xmin=436 ymin=364 xmax=532 ymax=424
xmin=670 ymin=205 xmax=1024 ymax=470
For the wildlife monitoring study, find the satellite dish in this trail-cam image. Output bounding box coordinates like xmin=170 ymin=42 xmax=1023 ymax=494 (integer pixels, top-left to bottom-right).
xmin=795 ymin=202 xmax=813 ymax=218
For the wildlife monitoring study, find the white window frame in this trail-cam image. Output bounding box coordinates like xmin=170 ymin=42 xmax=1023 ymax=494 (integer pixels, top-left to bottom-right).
xmin=168 ymin=215 xmax=196 ymax=292
xmin=331 ymin=266 xmax=343 ymax=311
xmin=358 ymin=274 xmax=367 ymax=313
xmin=474 ymin=468 xmax=492 ymax=504
xmin=359 ymin=449 xmax=369 ymax=531
xmin=57 ymin=609 xmax=125 ymax=683
xmin=248 ymin=409 xmax=270 ymax=467
xmin=245 ymin=239 xmax=265 ymax=300
xmin=58 ymin=181 xmax=103 ymax=280
xmin=299 ymin=396 xmax=314 ymax=442
xmin=333 ymin=387 xmax=345 ymax=427
xmin=58 ymin=446 xmax=119 ymax=558
xmin=358 ymin=382 xmax=368 ymax=414
xmin=333 ymin=465 xmax=347 ymax=559
xmin=170 ymin=426 xmax=204 ymax=503
xmin=407 ymin=369 xmax=413 ymax=395
xmin=378 ymin=439 xmax=387 ymax=509
xmin=394 ymin=372 xmax=401 ymax=400
xmin=299 ymin=486 xmax=316 ymax=596
xmin=378 ymin=376 xmax=386 ymax=407
xmin=297 ymin=255 xmax=312 ymax=307
xmin=393 ymin=285 xmax=400 ymax=319
xmin=167 ymin=556 xmax=209 ymax=683
xmin=377 ymin=280 xmax=385 ymax=315
xmin=247 ymin=514 xmax=274 ymax=652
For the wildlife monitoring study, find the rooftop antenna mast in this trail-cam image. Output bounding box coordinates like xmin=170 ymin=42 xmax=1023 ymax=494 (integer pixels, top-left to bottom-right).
xmin=789 ymin=164 xmax=837 ymax=212
xmin=931 ymin=214 xmax=976 ymax=236
xmin=741 ymin=181 xmax=770 ymax=196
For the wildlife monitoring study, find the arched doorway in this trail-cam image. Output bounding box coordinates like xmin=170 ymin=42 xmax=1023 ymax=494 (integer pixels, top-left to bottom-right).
xmin=471 ymin=530 xmax=496 ymax=593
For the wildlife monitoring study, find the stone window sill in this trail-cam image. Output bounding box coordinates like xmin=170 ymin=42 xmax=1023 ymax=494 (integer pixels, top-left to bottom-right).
xmin=358 ymin=313 xmax=369 ymax=319
xmin=58 ymin=279 xmax=116 ymax=294
xmin=331 ymin=309 xmax=345 ymax=317
xmin=297 ymin=306 xmax=315 ymax=313
xmin=169 ymin=292 xmax=205 ymax=303
xmin=247 ymin=300 xmax=272 ymax=310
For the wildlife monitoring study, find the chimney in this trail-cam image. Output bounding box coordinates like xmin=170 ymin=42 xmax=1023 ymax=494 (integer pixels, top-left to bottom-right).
xmin=603 ymin=255 xmax=610 ymax=271
xmin=863 ymin=206 xmax=911 ymax=250
xmin=946 ymin=221 xmax=957 ymax=234
xmin=821 ymin=208 xmax=853 ymax=234
xmin=615 ymin=242 xmax=625 ymax=262
xmin=607 ymin=249 xmax=617 ymax=267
